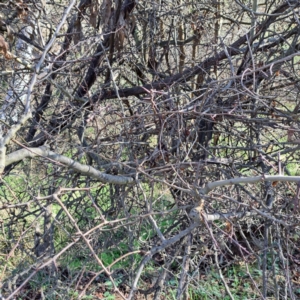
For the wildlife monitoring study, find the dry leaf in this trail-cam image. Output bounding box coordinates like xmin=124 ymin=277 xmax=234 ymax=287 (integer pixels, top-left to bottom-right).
xmin=0 ymin=35 xmax=12 ymax=59
xmin=16 ymin=1 xmax=28 ymax=20
xmin=225 ymin=221 xmax=233 ymax=233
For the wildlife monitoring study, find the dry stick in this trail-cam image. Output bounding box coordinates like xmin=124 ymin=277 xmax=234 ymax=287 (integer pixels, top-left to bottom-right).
xmin=152 ymin=243 xmax=185 ymax=300
xmin=176 ymin=234 xmax=192 ymax=299
xmin=277 ymin=231 xmax=296 ymax=300
xmin=235 ymin=223 xmax=265 ymax=298
xmin=78 ymin=250 xmax=141 ymax=298
xmin=262 ymin=219 xmax=270 ymax=298
xmin=201 ymin=175 xmax=300 ymax=194
xmin=0 ymin=111 xmax=31 ymax=173
xmin=26 ymin=13 xmax=79 ymax=142
xmin=5 ymin=238 xmax=79 ymax=300
xmin=27 ymin=2 xmax=298 ymax=151
xmin=136 ymin=179 xmax=166 ymax=241
xmin=0 ymin=215 xmax=40 ymax=282
xmin=11 ymin=139 xmax=66 ymax=167
xmin=235 ymin=0 xmax=298 ymax=16
xmin=138 ymin=161 xmax=300 ymax=226
xmin=203 ymin=217 xmax=235 ymax=300
xmin=75 ymin=267 xmax=86 ymax=294
xmin=23 ymin=0 xmax=78 ymax=117
xmin=6 ymin=191 xmax=146 ymax=300
xmin=53 ymin=192 xmax=127 ymax=300
xmin=0 ymin=200 xmax=34 ymax=210
xmin=128 ymin=223 xmax=198 ymax=299
xmin=191 ymin=196 xmax=290 ymax=227
xmin=1 ymin=0 xmax=77 ymax=175
xmin=270 ymin=230 xmax=280 ymax=300
xmin=97 ymin=46 xmax=300 ymax=102
xmin=5 ymin=146 xmax=134 ymax=185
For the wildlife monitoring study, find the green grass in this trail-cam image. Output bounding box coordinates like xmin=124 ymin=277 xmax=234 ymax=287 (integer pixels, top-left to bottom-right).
xmin=286 ymin=162 xmax=300 ymax=176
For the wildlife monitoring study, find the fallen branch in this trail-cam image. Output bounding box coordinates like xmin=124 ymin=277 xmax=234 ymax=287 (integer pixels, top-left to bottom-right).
xmin=5 ymin=146 xmax=134 ymax=185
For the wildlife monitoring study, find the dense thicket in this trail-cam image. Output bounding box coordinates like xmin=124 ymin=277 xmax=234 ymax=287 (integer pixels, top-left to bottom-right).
xmin=0 ymin=1 xmax=300 ymax=299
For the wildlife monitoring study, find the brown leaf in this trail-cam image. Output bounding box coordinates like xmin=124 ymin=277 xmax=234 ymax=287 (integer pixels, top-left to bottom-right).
xmin=225 ymin=221 xmax=233 ymax=233
xmin=0 ymin=35 xmax=12 ymax=59
xmin=16 ymin=1 xmax=28 ymax=20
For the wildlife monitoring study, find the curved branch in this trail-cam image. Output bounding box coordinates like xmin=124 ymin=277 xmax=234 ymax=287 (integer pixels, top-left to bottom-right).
xmin=5 ymin=146 xmax=134 ymax=185
xmin=129 ymin=222 xmax=198 ymax=299
xmin=202 ymin=175 xmax=300 ymax=194
xmin=0 ymin=111 xmax=32 ymax=173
